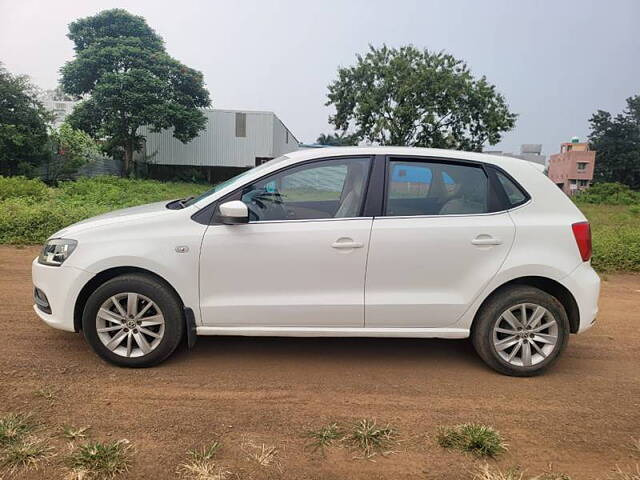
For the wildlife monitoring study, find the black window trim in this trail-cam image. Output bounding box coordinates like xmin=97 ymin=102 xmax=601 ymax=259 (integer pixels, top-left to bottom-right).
xmin=487 ymin=165 xmax=531 ymax=210
xmin=192 ymin=154 xmax=376 ymax=225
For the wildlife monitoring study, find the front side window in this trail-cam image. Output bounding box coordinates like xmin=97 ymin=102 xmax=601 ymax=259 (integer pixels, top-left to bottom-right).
xmin=240 ymin=157 xmax=370 ymax=221
xmin=385 ymin=160 xmax=488 ymax=216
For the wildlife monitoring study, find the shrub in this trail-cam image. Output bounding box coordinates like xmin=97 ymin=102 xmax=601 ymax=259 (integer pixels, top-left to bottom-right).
xmin=0 ymin=176 xmax=208 ymax=244
xmin=0 ymin=176 xmax=49 ymax=201
xmin=573 ymin=182 xmax=640 ymax=205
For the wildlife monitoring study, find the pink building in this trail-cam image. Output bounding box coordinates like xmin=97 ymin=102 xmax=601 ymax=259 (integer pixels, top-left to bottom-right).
xmin=547 ymin=140 xmax=596 ymax=196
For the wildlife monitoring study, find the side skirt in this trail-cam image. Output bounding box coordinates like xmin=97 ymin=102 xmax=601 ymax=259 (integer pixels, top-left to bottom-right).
xmin=195 ymin=326 xmax=469 ymax=339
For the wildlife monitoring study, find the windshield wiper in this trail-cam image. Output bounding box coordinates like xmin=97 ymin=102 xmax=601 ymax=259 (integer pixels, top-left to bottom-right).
xmin=179 ymin=196 xmax=195 ymax=208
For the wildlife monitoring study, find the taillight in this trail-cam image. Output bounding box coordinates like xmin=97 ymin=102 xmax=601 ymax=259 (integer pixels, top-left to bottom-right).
xmin=572 ymin=222 xmax=592 ymax=262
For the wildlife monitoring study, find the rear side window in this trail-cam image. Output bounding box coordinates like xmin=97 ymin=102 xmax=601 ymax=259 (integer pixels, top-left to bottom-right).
xmin=495 ymin=171 xmax=527 ymax=207
xmin=385 ymin=160 xmax=488 ymax=216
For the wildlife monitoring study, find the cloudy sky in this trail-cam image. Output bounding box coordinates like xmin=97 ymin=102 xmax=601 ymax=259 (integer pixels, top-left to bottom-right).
xmin=1 ymin=0 xmax=638 ymax=155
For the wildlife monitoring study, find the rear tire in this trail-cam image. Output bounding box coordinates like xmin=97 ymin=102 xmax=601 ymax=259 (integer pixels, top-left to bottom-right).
xmin=472 ymin=285 xmax=570 ymax=377
xmin=82 ymin=274 xmax=184 ymax=367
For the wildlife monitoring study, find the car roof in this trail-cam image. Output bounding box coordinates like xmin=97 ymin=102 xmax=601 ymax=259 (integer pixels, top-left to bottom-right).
xmin=282 ymin=146 xmax=544 ymax=172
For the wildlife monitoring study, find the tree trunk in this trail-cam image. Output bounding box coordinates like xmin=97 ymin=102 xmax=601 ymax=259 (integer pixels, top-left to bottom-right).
xmin=123 ymin=140 xmax=134 ymax=177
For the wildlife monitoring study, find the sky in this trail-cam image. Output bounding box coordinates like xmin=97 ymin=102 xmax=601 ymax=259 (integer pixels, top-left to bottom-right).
xmin=1 ymin=0 xmax=639 ymax=156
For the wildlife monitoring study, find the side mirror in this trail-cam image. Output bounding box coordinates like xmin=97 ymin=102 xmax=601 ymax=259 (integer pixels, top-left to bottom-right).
xmin=218 ymin=200 xmax=249 ymax=225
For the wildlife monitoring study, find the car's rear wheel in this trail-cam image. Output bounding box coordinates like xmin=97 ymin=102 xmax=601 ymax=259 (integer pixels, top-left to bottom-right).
xmin=472 ymin=285 xmax=570 ymax=376
xmin=82 ymin=274 xmax=184 ymax=367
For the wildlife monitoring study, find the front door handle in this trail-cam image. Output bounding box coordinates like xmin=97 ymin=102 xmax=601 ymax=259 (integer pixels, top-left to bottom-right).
xmin=471 ymin=236 xmax=503 ymax=246
xmin=331 ymin=238 xmax=364 ymax=249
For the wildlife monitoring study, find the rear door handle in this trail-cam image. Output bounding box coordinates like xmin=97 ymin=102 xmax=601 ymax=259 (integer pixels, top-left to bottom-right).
xmin=331 ymin=239 xmax=364 ymax=249
xmin=471 ymin=236 xmax=503 ymax=246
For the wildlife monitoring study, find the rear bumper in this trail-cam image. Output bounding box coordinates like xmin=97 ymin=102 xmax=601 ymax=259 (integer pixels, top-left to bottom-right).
xmin=562 ymin=262 xmax=600 ymax=334
xmin=31 ymin=258 xmax=93 ymax=332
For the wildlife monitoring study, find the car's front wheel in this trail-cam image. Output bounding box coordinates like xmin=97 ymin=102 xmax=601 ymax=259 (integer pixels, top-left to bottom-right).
xmin=82 ymin=273 xmax=184 ymax=367
xmin=472 ymin=285 xmax=570 ymax=376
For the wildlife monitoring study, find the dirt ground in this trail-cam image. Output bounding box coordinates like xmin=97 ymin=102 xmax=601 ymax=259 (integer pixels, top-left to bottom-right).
xmin=1 ymin=245 xmax=639 ymax=479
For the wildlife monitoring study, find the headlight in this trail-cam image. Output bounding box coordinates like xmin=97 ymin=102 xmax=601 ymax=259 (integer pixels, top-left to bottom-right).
xmin=38 ymin=238 xmax=78 ymax=266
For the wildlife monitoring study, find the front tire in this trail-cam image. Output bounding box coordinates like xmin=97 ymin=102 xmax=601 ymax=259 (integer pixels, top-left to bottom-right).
xmin=472 ymin=285 xmax=570 ymax=377
xmin=82 ymin=274 xmax=184 ymax=367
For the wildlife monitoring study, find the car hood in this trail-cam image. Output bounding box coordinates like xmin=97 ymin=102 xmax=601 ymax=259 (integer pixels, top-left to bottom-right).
xmin=50 ymin=201 xmax=181 ymax=239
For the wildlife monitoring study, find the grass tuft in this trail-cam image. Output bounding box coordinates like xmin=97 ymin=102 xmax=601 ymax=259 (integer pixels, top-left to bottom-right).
xmin=611 ymin=465 xmax=640 ymax=480
xmin=177 ymin=441 xmax=229 ymax=480
xmin=304 ymin=423 xmax=343 ymax=452
xmin=473 ymin=464 xmax=572 ymax=480
xmin=241 ymin=439 xmax=279 ymax=467
xmin=344 ymin=419 xmax=398 ymax=458
xmin=61 ymin=425 xmax=90 ymax=441
xmin=437 ymin=423 xmax=507 ymax=458
xmin=1 ymin=437 xmax=53 ymax=473
xmin=0 ymin=413 xmax=36 ymax=446
xmin=66 ymin=439 xmax=132 ymax=480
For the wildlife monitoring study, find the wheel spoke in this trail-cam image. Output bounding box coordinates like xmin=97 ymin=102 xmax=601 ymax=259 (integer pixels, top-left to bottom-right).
xmin=127 ymin=293 xmax=139 ymax=317
xmin=527 ymin=306 xmax=545 ymax=328
xmin=134 ymin=301 xmax=153 ymax=320
xmin=531 ymin=321 xmax=556 ymax=333
xmin=139 ymin=315 xmax=163 ymax=327
xmin=495 ymin=327 xmax=516 ymax=335
xmin=97 ymin=325 xmax=123 ymax=333
xmin=495 ymin=335 xmax=519 ymax=351
xmin=532 ymin=333 xmax=557 ymax=345
xmin=110 ymin=296 xmax=127 ymax=318
xmin=105 ymin=329 xmax=128 ymax=351
xmin=133 ymin=331 xmax=151 ymax=354
xmin=530 ymin=340 xmax=547 ymax=358
xmin=98 ymin=308 xmax=123 ymax=324
xmin=138 ymin=326 xmax=161 ymax=339
xmin=126 ymin=332 xmax=133 ymax=357
xmin=501 ymin=310 xmax=524 ymax=330
xmin=507 ymin=341 xmax=522 ymax=361
xmin=520 ymin=304 xmax=528 ymax=326
xmin=522 ymin=341 xmax=532 ymax=366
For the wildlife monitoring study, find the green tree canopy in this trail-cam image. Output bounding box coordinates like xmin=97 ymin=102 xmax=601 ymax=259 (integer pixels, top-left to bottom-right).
xmin=326 ymin=45 xmax=517 ymax=151
xmin=0 ymin=64 xmax=51 ymax=176
xmin=316 ymin=132 xmax=359 ymax=146
xmin=61 ymin=9 xmax=211 ymax=175
xmin=48 ymin=122 xmax=101 ymax=182
xmin=589 ymin=95 xmax=640 ymax=189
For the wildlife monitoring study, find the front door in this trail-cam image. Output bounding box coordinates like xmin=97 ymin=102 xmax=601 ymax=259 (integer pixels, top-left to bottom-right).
xmin=365 ymin=158 xmax=516 ymax=328
xmin=199 ymin=156 xmax=373 ymax=327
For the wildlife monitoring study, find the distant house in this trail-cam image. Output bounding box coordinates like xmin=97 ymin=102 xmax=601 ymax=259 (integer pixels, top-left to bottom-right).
xmin=39 ymin=89 xmax=79 ymax=128
xmin=136 ymin=109 xmax=299 ymax=181
xmin=547 ymin=139 xmax=596 ymax=196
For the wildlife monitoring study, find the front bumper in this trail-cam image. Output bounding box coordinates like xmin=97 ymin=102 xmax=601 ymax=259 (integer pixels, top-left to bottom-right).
xmin=31 ymin=257 xmax=94 ymax=332
xmin=562 ymin=261 xmax=601 ymax=334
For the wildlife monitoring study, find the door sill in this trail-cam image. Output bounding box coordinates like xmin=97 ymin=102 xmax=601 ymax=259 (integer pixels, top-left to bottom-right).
xmin=195 ymin=326 xmax=469 ymax=339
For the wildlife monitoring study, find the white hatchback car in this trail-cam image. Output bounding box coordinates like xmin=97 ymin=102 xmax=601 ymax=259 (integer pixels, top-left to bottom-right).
xmin=32 ymin=147 xmax=600 ymax=376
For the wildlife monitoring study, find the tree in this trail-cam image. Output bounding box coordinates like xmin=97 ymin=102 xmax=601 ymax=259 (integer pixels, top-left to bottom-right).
xmin=47 ymin=122 xmax=100 ymax=182
xmin=326 ymin=45 xmax=517 ymax=151
xmin=589 ymin=95 xmax=640 ymax=189
xmin=316 ymin=132 xmax=359 ymax=146
xmin=0 ymin=64 xmax=51 ymax=176
xmin=61 ymin=9 xmax=211 ymax=175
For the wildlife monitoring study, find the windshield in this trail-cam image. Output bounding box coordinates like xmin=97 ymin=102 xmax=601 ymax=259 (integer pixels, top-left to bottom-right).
xmin=183 ymin=155 xmax=290 ymax=207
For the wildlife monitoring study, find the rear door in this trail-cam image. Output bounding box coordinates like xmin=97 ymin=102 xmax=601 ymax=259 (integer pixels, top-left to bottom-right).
xmin=365 ymin=157 xmax=516 ymax=328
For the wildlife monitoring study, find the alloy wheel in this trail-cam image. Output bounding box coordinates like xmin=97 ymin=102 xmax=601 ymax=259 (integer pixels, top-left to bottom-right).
xmin=95 ymin=292 xmax=165 ymax=358
xmin=492 ymin=303 xmax=559 ymax=367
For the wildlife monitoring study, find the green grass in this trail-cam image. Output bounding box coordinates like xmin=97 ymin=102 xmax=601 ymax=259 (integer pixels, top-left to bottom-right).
xmin=0 ymin=412 xmax=52 ymax=474
xmin=66 ymin=439 xmax=133 ymax=480
xmin=0 ymin=175 xmax=208 ymax=244
xmin=304 ymin=423 xmax=343 ymax=452
xmin=0 ymin=413 xmax=36 ymax=447
xmin=577 ymin=203 xmax=640 ymax=272
xmin=343 ymin=419 xmax=398 ymax=458
xmin=436 ymin=423 xmax=507 ymax=458
xmin=177 ymin=441 xmax=230 ymax=480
